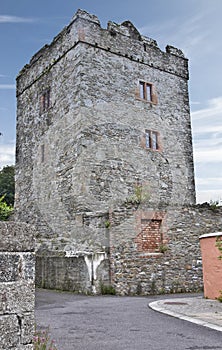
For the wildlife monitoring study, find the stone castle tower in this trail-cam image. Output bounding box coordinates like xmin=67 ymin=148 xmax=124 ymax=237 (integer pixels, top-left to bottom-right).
xmin=16 ymin=10 xmax=213 ymax=295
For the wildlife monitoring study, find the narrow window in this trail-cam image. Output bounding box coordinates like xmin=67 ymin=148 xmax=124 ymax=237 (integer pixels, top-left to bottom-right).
xmin=151 ymin=132 xmax=158 ymax=150
xmin=139 ymin=81 xmax=145 ymax=99
xmin=139 ymin=81 xmax=152 ymax=101
xmin=41 ymin=144 xmax=45 ymax=163
xmin=145 ymin=130 xmax=151 ymax=149
xmin=146 ymin=84 xmax=152 ymax=101
xmin=40 ymin=89 xmax=50 ymax=114
xmin=145 ymin=130 xmax=159 ymax=150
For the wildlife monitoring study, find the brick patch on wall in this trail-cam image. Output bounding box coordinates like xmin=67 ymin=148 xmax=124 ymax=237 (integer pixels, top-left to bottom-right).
xmin=134 ymin=211 xmax=167 ymax=253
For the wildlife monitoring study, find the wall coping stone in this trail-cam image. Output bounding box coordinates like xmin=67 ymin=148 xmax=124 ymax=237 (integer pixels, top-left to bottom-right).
xmin=199 ymin=232 xmax=222 ymax=239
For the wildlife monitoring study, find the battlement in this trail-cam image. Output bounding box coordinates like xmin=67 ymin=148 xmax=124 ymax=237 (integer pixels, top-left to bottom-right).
xmin=72 ymin=9 xmax=185 ymax=58
xmin=71 ymin=8 xmax=101 ymax=26
xmin=17 ymin=9 xmax=188 ymax=96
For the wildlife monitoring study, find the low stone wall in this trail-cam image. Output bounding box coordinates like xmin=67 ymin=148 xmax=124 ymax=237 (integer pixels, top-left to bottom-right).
xmin=110 ymin=205 xmax=222 ymax=295
xmin=35 ymin=205 xmax=222 ymax=296
xmin=0 ymin=222 xmax=35 ymax=350
xmin=36 ymin=253 xmax=110 ymax=294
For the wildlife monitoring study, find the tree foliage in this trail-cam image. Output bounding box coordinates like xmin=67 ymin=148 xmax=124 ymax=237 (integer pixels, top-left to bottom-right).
xmin=0 ymin=195 xmax=13 ymax=220
xmin=0 ymin=165 xmax=15 ymax=206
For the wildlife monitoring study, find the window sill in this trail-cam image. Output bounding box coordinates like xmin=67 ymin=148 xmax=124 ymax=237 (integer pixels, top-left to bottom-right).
xmin=136 ymin=97 xmax=157 ymax=105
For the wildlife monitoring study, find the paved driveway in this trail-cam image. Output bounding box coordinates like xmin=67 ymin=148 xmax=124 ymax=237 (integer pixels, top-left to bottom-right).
xmin=35 ymin=289 xmax=222 ymax=350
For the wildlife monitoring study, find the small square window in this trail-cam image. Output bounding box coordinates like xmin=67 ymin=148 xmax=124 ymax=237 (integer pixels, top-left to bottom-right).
xmin=40 ymin=89 xmax=50 ymax=114
xmin=145 ymin=130 xmax=159 ymax=150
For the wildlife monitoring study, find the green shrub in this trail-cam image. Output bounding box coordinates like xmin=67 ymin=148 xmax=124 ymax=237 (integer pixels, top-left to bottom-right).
xmin=0 ymin=165 xmax=15 ymax=206
xmin=100 ymin=283 xmax=116 ymax=295
xmin=0 ymin=195 xmax=13 ymax=220
xmin=217 ymin=291 xmax=222 ymax=303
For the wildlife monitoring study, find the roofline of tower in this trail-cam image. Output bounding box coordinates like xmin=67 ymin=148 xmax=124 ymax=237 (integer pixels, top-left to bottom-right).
xmin=16 ymin=9 xmax=188 ymax=89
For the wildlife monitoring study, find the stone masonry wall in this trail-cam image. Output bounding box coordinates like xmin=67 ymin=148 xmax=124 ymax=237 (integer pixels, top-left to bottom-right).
xmin=110 ymin=205 xmax=222 ymax=295
xmin=35 ymin=205 xmax=222 ymax=296
xmin=35 ymin=253 xmax=110 ymax=294
xmin=0 ymin=222 xmax=35 ymax=349
xmin=16 ymin=9 xmax=195 ymax=258
xmin=15 ymin=10 xmax=211 ymax=296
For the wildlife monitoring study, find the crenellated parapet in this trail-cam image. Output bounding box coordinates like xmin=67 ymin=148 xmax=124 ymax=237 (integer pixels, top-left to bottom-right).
xmin=17 ymin=9 xmax=188 ymax=97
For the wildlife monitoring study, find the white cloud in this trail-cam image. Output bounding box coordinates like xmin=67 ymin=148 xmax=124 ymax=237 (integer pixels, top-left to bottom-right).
xmin=139 ymin=10 xmax=215 ymax=58
xmin=140 ymin=13 xmax=204 ymax=47
xmin=190 ymin=101 xmax=201 ymax=106
xmin=192 ymin=97 xmax=222 ymax=163
xmin=0 ymin=143 xmax=15 ymax=169
xmin=191 ymin=97 xmax=222 ymax=202
xmin=0 ymin=15 xmax=36 ymax=23
xmin=196 ymin=177 xmax=222 ymax=187
xmin=0 ymin=84 xmax=16 ymax=89
xmin=193 ymin=148 xmax=222 ymax=163
xmin=192 ymin=97 xmax=222 ymax=122
xmin=196 ymin=189 xmax=222 ymax=204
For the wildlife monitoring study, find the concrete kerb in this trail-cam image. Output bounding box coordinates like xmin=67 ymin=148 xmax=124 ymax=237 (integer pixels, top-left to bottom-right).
xmin=149 ymin=299 xmax=222 ymax=333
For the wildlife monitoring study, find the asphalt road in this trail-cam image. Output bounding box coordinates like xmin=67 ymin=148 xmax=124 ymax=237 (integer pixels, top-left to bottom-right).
xmin=35 ymin=289 xmax=222 ymax=350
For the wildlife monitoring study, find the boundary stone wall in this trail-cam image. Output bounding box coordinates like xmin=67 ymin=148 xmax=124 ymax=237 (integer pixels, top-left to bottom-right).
xmin=0 ymin=222 xmax=35 ymax=350
xmin=109 ymin=205 xmax=222 ymax=295
xmin=36 ymin=252 xmax=110 ymax=294
xmin=35 ymin=205 xmax=222 ymax=296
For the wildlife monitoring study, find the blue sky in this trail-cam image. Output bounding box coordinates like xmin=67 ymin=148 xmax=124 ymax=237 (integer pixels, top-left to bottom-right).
xmin=0 ymin=0 xmax=222 ymax=203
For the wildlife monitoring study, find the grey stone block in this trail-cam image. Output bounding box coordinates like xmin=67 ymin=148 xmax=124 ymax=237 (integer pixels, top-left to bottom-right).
xmin=0 ymin=222 xmax=35 ymax=349
xmin=0 ymin=281 xmax=35 ymax=315
xmin=0 ymin=314 xmax=20 ymax=348
xmin=0 ymin=222 xmax=35 ymax=252
xmin=0 ymin=253 xmax=20 ymax=282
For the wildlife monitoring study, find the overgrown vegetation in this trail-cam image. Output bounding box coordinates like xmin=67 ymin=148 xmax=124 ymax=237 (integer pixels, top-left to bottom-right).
xmin=0 ymin=195 xmax=13 ymax=220
xmin=0 ymin=165 xmax=15 ymax=206
xmin=33 ymin=328 xmax=58 ymax=350
xmin=127 ymin=183 xmax=150 ymax=205
xmin=0 ymin=165 xmax=15 ymax=221
xmin=217 ymin=292 xmax=222 ymax=303
xmin=159 ymin=244 xmax=168 ymax=253
xmin=105 ymin=220 xmax=111 ymax=228
xmin=100 ymin=282 xmax=116 ymax=295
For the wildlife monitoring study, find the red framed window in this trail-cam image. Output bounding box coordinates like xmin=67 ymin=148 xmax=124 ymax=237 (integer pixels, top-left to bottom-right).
xmin=40 ymin=89 xmax=50 ymax=114
xmin=145 ymin=130 xmax=159 ymax=150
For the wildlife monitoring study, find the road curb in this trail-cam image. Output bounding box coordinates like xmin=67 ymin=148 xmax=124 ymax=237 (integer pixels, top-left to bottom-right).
xmin=149 ymin=300 xmax=222 ymax=333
